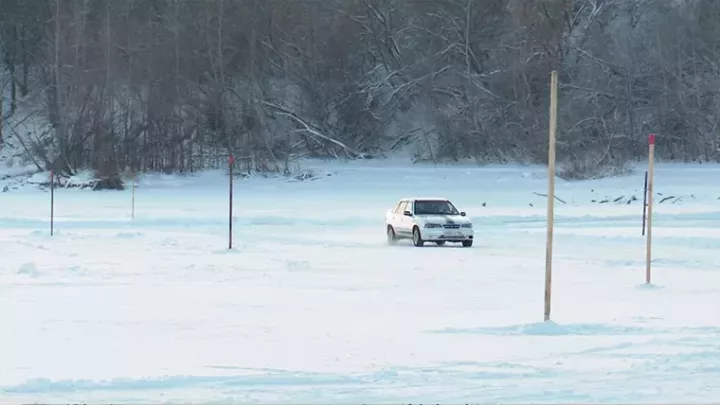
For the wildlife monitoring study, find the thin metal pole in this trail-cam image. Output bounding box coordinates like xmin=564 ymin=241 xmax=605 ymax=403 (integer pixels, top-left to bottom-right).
xmin=131 ymin=172 xmax=136 ymax=220
xmin=228 ymin=155 xmax=234 ymax=249
xmin=50 ymin=170 xmax=55 ymax=236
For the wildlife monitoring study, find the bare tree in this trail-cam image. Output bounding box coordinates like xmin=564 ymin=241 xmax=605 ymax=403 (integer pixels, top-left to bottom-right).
xmin=0 ymin=0 xmax=719 ymax=181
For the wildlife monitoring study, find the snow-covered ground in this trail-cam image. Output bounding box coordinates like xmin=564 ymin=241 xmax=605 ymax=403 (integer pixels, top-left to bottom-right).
xmin=1 ymin=160 xmax=719 ymax=404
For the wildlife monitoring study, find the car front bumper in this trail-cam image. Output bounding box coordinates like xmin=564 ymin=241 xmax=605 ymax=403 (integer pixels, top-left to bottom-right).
xmin=421 ymin=227 xmax=474 ymax=242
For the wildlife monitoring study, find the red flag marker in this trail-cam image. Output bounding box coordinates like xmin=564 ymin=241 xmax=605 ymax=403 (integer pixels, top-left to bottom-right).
xmin=645 ymin=133 xmax=656 ymax=284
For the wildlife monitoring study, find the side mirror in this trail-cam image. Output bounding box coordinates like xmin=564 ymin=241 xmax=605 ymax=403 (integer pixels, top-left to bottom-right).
xmin=403 ymin=210 xmax=413 ymax=217
xmin=460 ymin=212 xmax=467 ymax=217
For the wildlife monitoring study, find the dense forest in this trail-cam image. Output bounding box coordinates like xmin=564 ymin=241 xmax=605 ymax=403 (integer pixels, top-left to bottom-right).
xmin=1 ymin=0 xmax=720 ymax=180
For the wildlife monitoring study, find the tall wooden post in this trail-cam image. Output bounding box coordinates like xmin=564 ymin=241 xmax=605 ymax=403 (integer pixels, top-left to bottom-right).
xmin=545 ymin=70 xmax=558 ymax=322
xmin=646 ymin=134 xmax=656 ymax=284
xmin=0 ymin=83 xmax=4 ymax=145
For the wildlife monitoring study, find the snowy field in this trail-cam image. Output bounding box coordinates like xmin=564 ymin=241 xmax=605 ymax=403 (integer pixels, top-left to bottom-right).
xmin=1 ymin=160 xmax=720 ymax=404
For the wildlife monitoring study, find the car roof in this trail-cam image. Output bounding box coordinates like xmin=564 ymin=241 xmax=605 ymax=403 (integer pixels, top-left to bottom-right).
xmin=400 ymin=197 xmax=450 ymax=202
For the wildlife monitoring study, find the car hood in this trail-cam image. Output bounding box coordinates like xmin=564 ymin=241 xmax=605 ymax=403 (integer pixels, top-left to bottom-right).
xmin=417 ymin=215 xmax=471 ymax=224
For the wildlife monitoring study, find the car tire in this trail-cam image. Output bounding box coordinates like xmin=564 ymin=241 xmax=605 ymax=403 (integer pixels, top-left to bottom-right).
xmin=387 ymin=226 xmax=398 ymax=245
xmin=462 ymin=240 xmax=473 ymax=247
xmin=435 ymin=241 xmax=446 ymax=246
xmin=412 ymin=227 xmax=425 ymax=247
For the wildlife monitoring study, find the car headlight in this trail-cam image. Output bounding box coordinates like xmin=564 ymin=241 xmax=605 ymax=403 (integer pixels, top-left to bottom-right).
xmin=461 ymin=223 xmax=473 ymax=228
xmin=424 ymin=223 xmax=443 ymax=228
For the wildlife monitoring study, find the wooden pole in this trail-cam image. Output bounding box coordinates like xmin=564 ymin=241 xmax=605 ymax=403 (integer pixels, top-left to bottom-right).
xmin=50 ymin=170 xmax=55 ymax=236
xmin=0 ymin=81 xmax=3 ymax=145
xmin=131 ymin=172 xmax=136 ymax=220
xmin=646 ymin=134 xmax=656 ymax=284
xmin=228 ymin=154 xmax=234 ymax=250
xmin=642 ymin=171 xmax=648 ymax=236
xmin=545 ymin=70 xmax=558 ymax=322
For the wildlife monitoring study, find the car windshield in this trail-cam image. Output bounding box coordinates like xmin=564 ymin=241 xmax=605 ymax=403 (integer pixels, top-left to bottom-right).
xmin=414 ymin=200 xmax=459 ymax=215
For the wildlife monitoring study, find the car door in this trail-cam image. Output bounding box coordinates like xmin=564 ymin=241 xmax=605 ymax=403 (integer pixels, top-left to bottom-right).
xmin=390 ymin=201 xmax=403 ymax=234
xmin=397 ymin=200 xmax=411 ymax=235
xmin=388 ymin=201 xmax=402 ymax=228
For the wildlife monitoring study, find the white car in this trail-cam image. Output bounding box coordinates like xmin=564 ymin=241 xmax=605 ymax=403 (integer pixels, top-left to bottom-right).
xmin=385 ymin=197 xmax=474 ymax=247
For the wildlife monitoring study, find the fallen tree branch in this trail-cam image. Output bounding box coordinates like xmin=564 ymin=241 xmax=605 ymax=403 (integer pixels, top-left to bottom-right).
xmin=533 ymin=192 xmax=567 ymax=204
xmin=7 ymin=119 xmax=45 ymax=172
xmin=262 ymin=101 xmax=363 ymax=159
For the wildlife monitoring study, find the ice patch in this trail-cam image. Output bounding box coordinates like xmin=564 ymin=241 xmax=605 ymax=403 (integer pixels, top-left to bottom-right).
xmin=632 ymin=316 xmax=664 ymax=323
xmin=2 ymin=371 xmax=363 ymax=394
xmin=115 ymin=231 xmax=143 ymax=239
xmin=212 ymin=248 xmax=241 ymax=254
xmin=433 ymin=322 xmax=720 ymax=336
xmin=0 ymin=215 xmax=377 ymax=230
xmin=248 ymin=215 xmax=297 ymax=226
xmin=67 ymin=265 xmax=87 ymax=275
xmin=286 ymin=260 xmax=311 ymax=271
xmin=27 ymin=230 xmax=49 ymax=237
xmin=636 ymin=283 xmax=665 ymax=290
xmin=17 ymin=262 xmax=40 ymax=277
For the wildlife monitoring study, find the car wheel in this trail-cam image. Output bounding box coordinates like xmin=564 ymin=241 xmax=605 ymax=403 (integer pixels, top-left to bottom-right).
xmin=387 ymin=226 xmax=397 ymax=245
xmin=412 ymin=227 xmax=425 ymax=247
xmin=435 ymin=241 xmax=446 ymax=246
xmin=462 ymin=240 xmax=473 ymax=247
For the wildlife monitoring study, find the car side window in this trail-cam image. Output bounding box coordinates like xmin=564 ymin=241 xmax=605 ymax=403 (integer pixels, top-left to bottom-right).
xmin=393 ymin=201 xmax=404 ymax=214
xmin=396 ymin=201 xmax=407 ymax=214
